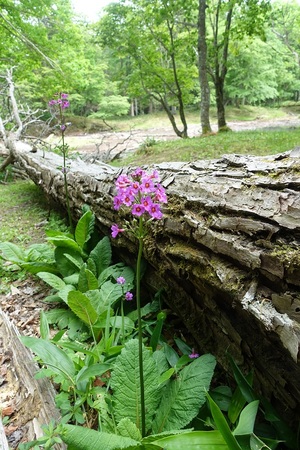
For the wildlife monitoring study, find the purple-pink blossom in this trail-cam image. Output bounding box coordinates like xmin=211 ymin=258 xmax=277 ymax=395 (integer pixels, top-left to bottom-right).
xmin=116 ymin=276 xmax=126 ymax=285
xmin=113 ymin=169 xmax=167 ymax=223
xmin=189 ymin=350 xmax=199 ymax=359
xmin=111 ymin=224 xmax=125 ymax=238
xmin=125 ymin=291 xmax=133 ymax=301
xmin=132 ymin=204 xmax=145 ymax=217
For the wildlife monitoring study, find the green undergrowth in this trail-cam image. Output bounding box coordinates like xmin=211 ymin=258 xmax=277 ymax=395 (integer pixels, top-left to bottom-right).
xmin=113 ymin=127 xmax=300 ymax=167
xmin=0 ymin=179 xmax=68 ymax=293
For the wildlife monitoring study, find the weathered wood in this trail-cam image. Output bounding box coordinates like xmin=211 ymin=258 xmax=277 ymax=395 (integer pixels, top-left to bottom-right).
xmin=12 ymin=145 xmax=300 ymax=429
xmin=0 ymin=308 xmax=65 ymax=449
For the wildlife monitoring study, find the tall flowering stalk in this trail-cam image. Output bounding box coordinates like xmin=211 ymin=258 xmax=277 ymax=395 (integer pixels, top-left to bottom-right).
xmin=48 ymin=93 xmax=73 ymax=232
xmin=111 ymin=168 xmax=167 ymax=437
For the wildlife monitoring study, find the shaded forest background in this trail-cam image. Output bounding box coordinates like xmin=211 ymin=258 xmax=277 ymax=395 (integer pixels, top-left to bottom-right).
xmin=0 ymin=0 xmax=300 ymax=139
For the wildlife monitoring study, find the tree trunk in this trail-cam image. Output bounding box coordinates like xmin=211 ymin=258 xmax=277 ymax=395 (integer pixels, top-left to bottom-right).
xmin=215 ymin=74 xmax=227 ymax=130
xmin=11 ymin=145 xmax=300 ymax=431
xmin=198 ymin=0 xmax=212 ymax=134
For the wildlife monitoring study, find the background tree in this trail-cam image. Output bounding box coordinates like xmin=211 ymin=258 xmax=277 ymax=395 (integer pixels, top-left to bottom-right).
xmin=98 ymin=0 xmax=198 ymax=138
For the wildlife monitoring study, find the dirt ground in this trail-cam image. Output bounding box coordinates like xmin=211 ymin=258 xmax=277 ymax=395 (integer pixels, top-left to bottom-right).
xmin=46 ymin=117 xmax=300 ymax=160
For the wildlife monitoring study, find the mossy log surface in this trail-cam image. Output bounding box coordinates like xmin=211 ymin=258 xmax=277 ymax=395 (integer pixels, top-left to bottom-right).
xmin=12 ymin=144 xmax=300 ymax=428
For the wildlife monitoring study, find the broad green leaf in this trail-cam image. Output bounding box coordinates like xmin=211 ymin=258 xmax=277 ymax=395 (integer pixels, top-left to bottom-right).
xmin=37 ymin=272 xmax=66 ymax=291
xmin=55 ymin=247 xmax=83 ymax=277
xmin=61 ymin=424 xmax=139 ymax=450
xmin=117 ymin=418 xmax=142 ymax=441
xmin=210 ymin=385 xmax=233 ymax=412
xmin=57 ymin=284 xmax=76 ymax=303
xmin=158 ymin=368 xmax=175 ymax=385
xmin=40 ymin=311 xmax=50 ymax=340
xmin=21 ymin=336 xmax=76 ymax=380
xmin=76 ymin=363 xmax=112 ymax=384
xmin=63 ymin=273 xmax=79 ymax=286
xmin=110 ymin=339 xmax=162 ymax=433
xmin=207 ymin=393 xmax=242 ymax=450
xmin=21 ymin=261 xmax=59 ymax=275
xmin=233 ymin=401 xmax=260 ymax=436
xmin=163 ymin=342 xmax=179 ymax=367
xmin=78 ymin=267 xmax=99 ymax=292
xmin=89 ymin=236 xmax=112 ymax=277
xmin=75 ymin=210 xmax=93 ymax=248
xmin=47 ymin=235 xmax=82 ymax=254
xmin=151 ymin=430 xmax=229 ymax=449
xmin=152 ymin=354 xmax=216 ymax=434
xmin=227 ymin=355 xmax=257 ymax=404
xmin=99 ymin=280 xmax=124 ymax=306
xmin=94 ymin=315 xmax=135 ymax=331
xmin=68 ymin=290 xmax=98 ymax=325
xmin=98 ymin=262 xmax=134 ymax=286
xmin=0 ymin=242 xmax=25 ymax=262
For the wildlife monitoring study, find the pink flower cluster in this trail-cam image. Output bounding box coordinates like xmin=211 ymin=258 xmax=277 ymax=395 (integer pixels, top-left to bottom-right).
xmin=111 ymin=168 xmax=167 ymax=238
xmin=49 ymin=93 xmax=69 ymax=109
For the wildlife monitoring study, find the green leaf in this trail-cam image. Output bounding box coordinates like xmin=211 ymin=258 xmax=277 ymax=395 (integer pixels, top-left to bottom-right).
xmin=21 ymin=336 xmax=76 ymax=381
xmin=21 ymin=261 xmax=59 ymax=275
xmin=55 ymin=247 xmax=83 ymax=277
xmin=0 ymin=242 xmax=25 ymax=262
xmin=68 ymin=290 xmax=98 ymax=325
xmin=151 ymin=430 xmax=229 ymax=449
xmin=61 ymin=424 xmax=139 ymax=450
xmin=75 ymin=210 xmax=93 ymax=249
xmin=163 ymin=342 xmax=179 ymax=367
xmin=99 ymin=280 xmax=124 ymax=306
xmin=110 ymin=339 xmax=162 ymax=433
xmin=76 ymin=363 xmax=112 ymax=384
xmin=89 ymin=236 xmax=112 ymax=277
xmin=57 ymin=284 xmax=76 ymax=303
xmin=233 ymin=401 xmax=260 ymax=436
xmin=47 ymin=235 xmax=82 ymax=254
xmin=210 ymin=385 xmax=233 ymax=412
xmin=37 ymin=272 xmax=66 ymax=291
xmin=150 ymin=311 xmax=166 ymax=352
xmin=117 ymin=418 xmax=142 ymax=441
xmin=152 ymin=354 xmax=216 ymax=434
xmin=206 ymin=393 xmax=242 ymax=450
xmin=98 ymin=262 xmax=134 ymax=286
xmin=40 ymin=311 xmax=50 ymax=340
xmin=158 ymin=368 xmax=175 ymax=385
xmin=78 ymin=267 xmax=99 ymax=292
xmin=228 ymin=371 xmax=253 ymax=424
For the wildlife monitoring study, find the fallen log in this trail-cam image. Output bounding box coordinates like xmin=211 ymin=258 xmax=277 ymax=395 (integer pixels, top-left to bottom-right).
xmin=0 ymin=308 xmax=65 ymax=449
xmin=11 ymin=145 xmax=300 ymax=429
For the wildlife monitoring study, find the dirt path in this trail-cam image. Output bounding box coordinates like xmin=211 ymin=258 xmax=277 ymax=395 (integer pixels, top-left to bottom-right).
xmin=46 ymin=117 xmax=300 ymax=160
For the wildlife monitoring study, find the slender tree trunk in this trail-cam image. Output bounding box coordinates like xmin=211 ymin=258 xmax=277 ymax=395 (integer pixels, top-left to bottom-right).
xmin=215 ymin=74 xmax=227 ymax=130
xmin=198 ymin=0 xmax=212 ymax=134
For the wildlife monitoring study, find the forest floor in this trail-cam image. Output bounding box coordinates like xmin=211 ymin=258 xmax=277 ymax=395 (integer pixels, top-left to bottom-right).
xmin=46 ymin=116 xmax=300 ymax=162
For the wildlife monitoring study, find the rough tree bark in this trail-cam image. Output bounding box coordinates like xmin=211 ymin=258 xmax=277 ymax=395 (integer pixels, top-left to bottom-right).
xmin=10 ymin=145 xmax=300 ymax=430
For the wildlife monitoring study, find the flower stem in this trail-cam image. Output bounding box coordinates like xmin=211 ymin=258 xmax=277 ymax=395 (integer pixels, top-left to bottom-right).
xmin=61 ymin=131 xmax=73 ymax=233
xmin=136 ymin=217 xmax=146 ymax=437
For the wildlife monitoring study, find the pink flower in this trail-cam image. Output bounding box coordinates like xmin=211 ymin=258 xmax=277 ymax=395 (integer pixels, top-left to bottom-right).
xmin=149 ymin=203 xmax=163 ymax=220
xmin=122 ymin=191 xmax=134 ymax=207
xmin=111 ymin=224 xmax=125 ymax=238
xmin=117 ymin=276 xmax=126 ymax=285
xmin=154 ymin=184 xmax=168 ymax=203
xmin=189 ymin=350 xmax=199 ymax=359
xmin=140 ymin=178 xmax=154 ymax=194
xmin=140 ymin=196 xmax=152 ymax=213
xmin=132 ymin=204 xmax=145 ymax=217
xmin=116 ymin=174 xmax=131 ymax=191
xmin=125 ymin=291 xmax=133 ymax=301
xmin=113 ymin=196 xmax=123 ymax=210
